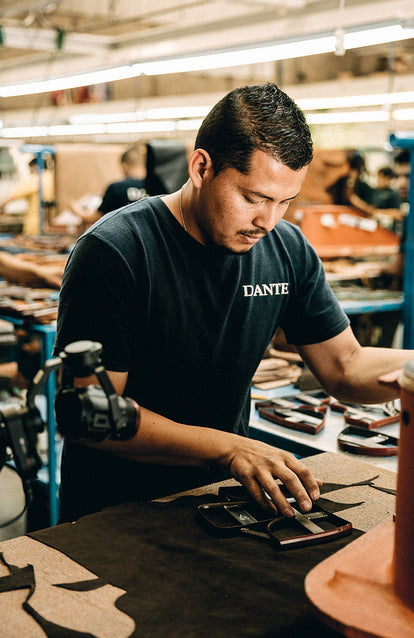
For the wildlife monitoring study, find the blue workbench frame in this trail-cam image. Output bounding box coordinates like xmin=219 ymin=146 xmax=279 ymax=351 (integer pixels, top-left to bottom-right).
xmin=390 ymin=133 xmax=414 ymax=348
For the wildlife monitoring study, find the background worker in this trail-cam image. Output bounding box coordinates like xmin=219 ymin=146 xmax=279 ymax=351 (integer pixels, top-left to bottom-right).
xmin=371 ymin=166 xmax=401 ymax=211
xmin=54 ymin=83 xmax=414 ymax=525
xmin=393 ymin=149 xmax=411 ymax=205
xmin=70 ymin=145 xmax=147 ymax=227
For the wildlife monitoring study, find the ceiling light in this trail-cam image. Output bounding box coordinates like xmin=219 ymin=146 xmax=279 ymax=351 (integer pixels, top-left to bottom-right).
xmin=0 ymin=66 xmax=136 ymax=98
xmin=1 ymin=124 xmax=107 ymax=137
xmin=393 ymin=108 xmax=414 ymax=121
xmin=306 ymin=111 xmax=390 ymax=124
xmin=297 ymin=91 xmax=414 ymax=110
xmin=69 ymin=106 xmax=211 ymax=125
xmin=0 ymin=118 xmax=204 ymax=139
xmin=344 ymin=24 xmax=414 ymax=49
xmin=0 ymin=22 xmax=413 ymax=97
xmin=106 ymin=121 xmax=176 ymax=134
xmin=66 ymin=94 xmax=414 ymax=129
xmin=1 ymin=125 xmax=49 ymax=138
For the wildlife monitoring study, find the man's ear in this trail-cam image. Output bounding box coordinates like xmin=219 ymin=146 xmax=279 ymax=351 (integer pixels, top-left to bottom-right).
xmin=188 ymin=149 xmax=213 ymax=189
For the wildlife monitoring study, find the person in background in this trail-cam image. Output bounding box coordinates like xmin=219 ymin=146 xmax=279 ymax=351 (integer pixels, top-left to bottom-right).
xmin=0 ymin=157 xmax=55 ymax=235
xmin=54 ymin=83 xmax=414 ymax=525
xmin=70 ymin=145 xmax=147 ymax=227
xmin=381 ymin=149 xmax=412 ymax=280
xmin=393 ymin=149 xmax=411 ymax=205
xmin=345 ymin=153 xmax=375 ymax=210
xmin=371 ymin=167 xmax=401 ymax=210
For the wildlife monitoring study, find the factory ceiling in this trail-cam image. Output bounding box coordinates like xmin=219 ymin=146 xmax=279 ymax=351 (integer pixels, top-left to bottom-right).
xmin=0 ymin=0 xmax=413 ymax=142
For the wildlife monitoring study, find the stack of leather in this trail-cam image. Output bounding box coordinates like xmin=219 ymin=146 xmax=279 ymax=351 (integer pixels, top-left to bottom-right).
xmin=252 ymin=351 xmax=302 ymax=390
xmin=0 ymin=281 xmax=58 ymax=324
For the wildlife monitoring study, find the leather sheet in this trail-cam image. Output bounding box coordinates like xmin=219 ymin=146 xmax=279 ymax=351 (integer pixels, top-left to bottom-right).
xmin=29 ymin=495 xmax=361 ymax=637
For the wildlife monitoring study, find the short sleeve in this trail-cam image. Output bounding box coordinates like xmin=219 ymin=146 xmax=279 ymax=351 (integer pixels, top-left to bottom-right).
xmin=281 ymin=234 xmax=349 ymax=345
xmin=98 ymin=184 xmax=116 ymax=214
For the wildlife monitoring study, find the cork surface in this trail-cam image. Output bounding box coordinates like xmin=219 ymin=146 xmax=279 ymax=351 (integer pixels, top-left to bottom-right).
xmin=0 ymin=535 xmax=135 ymax=638
xmin=303 ymin=452 xmax=396 ymax=532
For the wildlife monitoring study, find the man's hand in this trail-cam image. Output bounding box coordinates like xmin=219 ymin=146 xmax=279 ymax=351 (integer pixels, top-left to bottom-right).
xmin=220 ymin=437 xmax=321 ymax=517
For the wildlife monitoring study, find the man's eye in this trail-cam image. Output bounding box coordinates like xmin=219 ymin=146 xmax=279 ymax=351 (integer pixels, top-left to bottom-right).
xmin=244 ymin=195 xmax=260 ymax=204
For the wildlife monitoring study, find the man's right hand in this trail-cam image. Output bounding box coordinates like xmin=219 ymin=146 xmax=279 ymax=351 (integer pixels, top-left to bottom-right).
xmin=218 ymin=436 xmax=321 ymax=516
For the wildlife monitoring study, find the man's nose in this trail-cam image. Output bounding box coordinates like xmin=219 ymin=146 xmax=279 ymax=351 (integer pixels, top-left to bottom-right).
xmin=253 ymin=203 xmax=286 ymax=232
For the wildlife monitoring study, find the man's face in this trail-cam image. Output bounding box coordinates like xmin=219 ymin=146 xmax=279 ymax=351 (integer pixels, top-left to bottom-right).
xmin=394 ymin=162 xmax=410 ymax=202
xmin=192 ymin=149 xmax=308 ymax=254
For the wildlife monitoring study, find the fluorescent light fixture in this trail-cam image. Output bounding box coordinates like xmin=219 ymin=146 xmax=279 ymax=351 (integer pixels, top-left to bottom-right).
xmin=131 ymin=37 xmax=335 ymax=77
xmin=69 ymin=105 xmax=211 ymax=125
xmin=69 ymin=111 xmax=146 ymax=125
xmin=1 ymin=22 xmax=413 ymax=97
xmin=0 ymin=66 xmax=136 ymax=98
xmin=48 ymin=124 xmax=107 ymax=136
xmin=106 ymin=118 xmax=203 ymax=133
xmin=306 ymin=110 xmax=390 ymax=124
xmin=176 ymin=118 xmax=204 ymax=130
xmin=1 ymin=109 xmax=411 ymax=138
xmin=146 ymin=106 xmax=210 ymax=120
xmin=1 ymin=125 xmax=49 ymax=138
xmin=0 ymin=117 xmax=204 ymax=138
xmin=1 ymin=123 xmax=106 ymax=137
xmin=68 ymin=92 xmax=414 ymax=127
xmin=297 ymin=91 xmax=414 ymax=110
xmin=344 ymin=24 xmax=414 ymax=49
xmin=106 ymin=121 xmax=176 ymax=134
xmin=393 ymin=108 xmax=414 ymax=121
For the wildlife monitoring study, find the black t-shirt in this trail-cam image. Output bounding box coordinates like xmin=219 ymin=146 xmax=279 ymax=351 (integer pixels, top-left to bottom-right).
xmin=98 ymin=177 xmax=147 ymax=214
xmin=54 ymin=197 xmax=349 ymax=522
xmin=353 ymin=180 xmax=375 ymax=204
xmin=371 ymin=187 xmax=401 ymax=210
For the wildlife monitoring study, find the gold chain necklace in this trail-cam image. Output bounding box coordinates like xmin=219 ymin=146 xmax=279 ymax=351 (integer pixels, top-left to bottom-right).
xmin=179 ymin=187 xmax=187 ymax=232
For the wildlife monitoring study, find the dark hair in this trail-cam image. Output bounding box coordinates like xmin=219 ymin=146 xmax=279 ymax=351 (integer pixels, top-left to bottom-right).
xmin=120 ymin=146 xmax=145 ymax=166
xmin=378 ymin=166 xmax=395 ymax=178
xmin=348 ymin=152 xmax=367 ymax=174
xmin=394 ymin=149 xmax=410 ymax=166
xmin=194 ymin=83 xmax=313 ymax=174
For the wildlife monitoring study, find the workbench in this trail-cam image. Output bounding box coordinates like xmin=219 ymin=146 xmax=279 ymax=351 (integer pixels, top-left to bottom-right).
xmin=249 ymin=386 xmax=399 ymax=472
xmin=0 ymin=452 xmax=397 ymax=638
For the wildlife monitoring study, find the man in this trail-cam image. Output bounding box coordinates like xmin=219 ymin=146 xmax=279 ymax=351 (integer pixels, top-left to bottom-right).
xmin=54 ymin=83 xmax=414 ymax=524
xmin=381 ymin=149 xmax=412 ymax=278
xmin=372 ymin=166 xmax=401 ymax=210
xmin=70 ymin=145 xmax=147 ymax=225
xmin=393 ymin=149 xmax=411 ymax=204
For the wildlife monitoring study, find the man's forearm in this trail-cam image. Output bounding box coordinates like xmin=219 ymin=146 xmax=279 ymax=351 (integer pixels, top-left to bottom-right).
xmin=86 ymin=406 xmax=237 ymax=467
xmin=297 ymin=326 xmax=414 ymax=405
xmin=325 ymin=346 xmax=414 ymax=404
